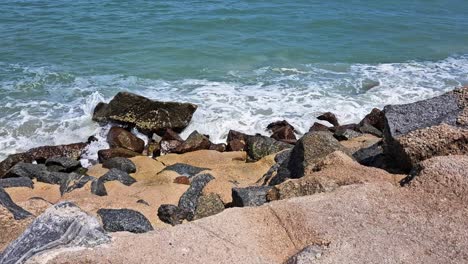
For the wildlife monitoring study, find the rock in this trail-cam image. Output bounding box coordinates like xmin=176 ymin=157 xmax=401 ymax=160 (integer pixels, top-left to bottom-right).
xmin=317 ymin=112 xmax=339 ymax=126
xmin=38 ymin=172 xmax=71 ymax=185
xmin=0 ymin=142 xmax=87 ymax=178
xmin=352 ymin=143 xmax=386 ymax=168
xmin=102 ymin=157 xmax=137 ymax=174
xmin=178 ymin=173 xmax=215 ymax=221
xmin=160 ymin=128 xmax=183 ymax=141
xmin=245 ymin=135 xmax=292 ymax=161
xmin=209 ymin=143 xmax=227 ymax=152
xmin=92 ymin=92 xmax=197 ymax=135
xmin=359 ymin=108 xmax=385 ymax=131
xmin=91 ymin=179 xmax=107 ymax=196
xmin=173 ymin=131 xmax=212 ymax=154
xmin=271 ymin=126 xmax=297 ymax=144
xmin=0 ymin=177 xmax=34 ymax=189
xmin=0 ymin=187 xmax=32 ymax=220
xmin=157 ymin=204 xmax=190 ymax=226
xmin=333 ymin=128 xmax=362 ymax=141
xmin=266 ymin=120 xmax=296 ymax=132
xmin=285 ymin=245 xmax=326 ymax=264
xmin=258 ymin=150 xmax=292 ymax=186
xmin=100 ymin=168 xmax=137 ymax=186
xmin=107 ymin=127 xmax=145 ymax=153
xmin=194 ymin=193 xmax=225 ymax=220
xmin=173 ymin=176 xmax=190 ymax=185
xmin=59 ymin=173 xmax=93 ymax=196
xmin=358 ymin=123 xmax=383 ymax=137
xmin=145 ymin=142 xmax=161 ymax=157
xmin=97 ymin=148 xmax=140 ymax=163
xmin=4 ymin=163 xmax=48 ymax=179
xmin=97 ymin=208 xmax=153 ymax=234
xmin=308 ymin=122 xmax=330 ymax=132
xmin=388 ymin=124 xmax=468 ymax=172
xmin=232 ymin=186 xmax=272 ymax=207
xmin=136 ymin=199 xmax=150 ymax=206
xmin=383 ymin=87 xmax=468 ymax=171
xmin=226 ymin=130 xmax=247 ymax=151
xmin=0 ymin=202 xmax=109 ymax=264
xmin=286 ymin=132 xmax=351 ymax=179
xmin=160 ymin=140 xmax=182 ymax=155
xmin=159 ymin=163 xmax=210 ymax=178
xmin=45 ymin=157 xmax=81 ymax=173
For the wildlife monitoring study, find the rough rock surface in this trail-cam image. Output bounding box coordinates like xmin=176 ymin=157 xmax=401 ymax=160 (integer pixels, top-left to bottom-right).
xmin=159 ymin=163 xmax=210 ymax=178
xmin=102 ymin=157 xmax=137 ymax=174
xmin=59 ymin=173 xmax=93 ymax=196
xmin=107 ymin=127 xmax=145 ymax=153
xmin=232 ymin=186 xmax=272 ymax=207
xmin=97 ymin=148 xmax=141 ymax=163
xmin=309 ymin=122 xmax=329 ymax=132
xmin=0 ymin=142 xmax=87 ymax=178
xmin=100 ymin=169 xmax=137 ymax=186
xmin=0 ymin=177 xmax=34 ymax=189
xmin=173 ymin=131 xmax=212 ymax=154
xmin=193 ymin=193 xmax=225 ymax=220
xmin=178 ymin=173 xmax=215 ymax=220
xmin=0 ymin=202 xmax=109 ymax=264
xmin=97 ymin=208 xmax=153 ymax=233
xmin=285 ymin=132 xmax=351 ymax=180
xmin=90 ymin=179 xmax=107 ymax=196
xmin=285 ymin=245 xmax=326 ymax=264
xmin=157 ymin=204 xmax=190 ymax=226
xmin=317 ymin=112 xmax=339 ymax=126
xmin=92 ymin=92 xmax=197 ymax=135
xmin=45 ymin=157 xmax=81 ymax=173
xmin=359 ymin=108 xmax=385 ymax=131
xmin=0 ymin=187 xmax=32 ymax=220
xmin=245 ymin=134 xmax=292 ymax=161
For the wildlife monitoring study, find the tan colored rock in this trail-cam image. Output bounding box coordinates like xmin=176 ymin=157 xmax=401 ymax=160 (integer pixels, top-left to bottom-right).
xmin=339 ymin=134 xmax=381 ymax=153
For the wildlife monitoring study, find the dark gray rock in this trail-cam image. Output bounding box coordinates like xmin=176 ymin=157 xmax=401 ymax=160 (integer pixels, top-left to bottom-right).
xmin=45 ymin=157 xmax=81 ymax=172
xmin=245 ymin=134 xmax=292 ymax=161
xmin=232 ymin=186 xmax=272 ymax=207
xmin=100 ymin=168 xmax=137 ymax=186
xmin=97 ymin=208 xmax=153 ymax=234
xmin=159 ymin=163 xmax=210 ymax=178
xmin=38 ymin=172 xmax=69 ymax=185
xmin=352 ymin=143 xmax=385 ymax=168
xmin=178 ymin=173 xmax=214 ymax=220
xmin=0 ymin=142 xmax=88 ymax=178
xmin=287 ymin=132 xmax=351 ymax=179
xmin=0 ymin=202 xmax=110 ymax=264
xmin=358 ymin=123 xmax=383 ymax=137
xmin=4 ymin=163 xmax=48 ymax=179
xmin=157 ymin=204 xmax=190 ymax=226
xmin=59 ymin=173 xmax=93 ymax=196
xmin=359 ymin=108 xmax=385 ymax=131
xmin=333 ymin=128 xmax=362 ymax=141
xmin=92 ymin=92 xmax=198 ymax=135
xmin=257 ymin=149 xmax=291 ymax=185
xmin=91 ymin=179 xmax=107 ymax=196
xmin=285 ymin=245 xmax=326 ymax=264
xmin=102 ymin=157 xmax=137 ymax=174
xmin=0 ymin=177 xmax=34 ymax=189
xmin=0 ymin=187 xmax=32 ymax=220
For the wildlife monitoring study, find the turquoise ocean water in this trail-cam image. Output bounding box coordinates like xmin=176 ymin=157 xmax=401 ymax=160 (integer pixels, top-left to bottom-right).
xmin=1 ymin=0 xmax=468 ymax=160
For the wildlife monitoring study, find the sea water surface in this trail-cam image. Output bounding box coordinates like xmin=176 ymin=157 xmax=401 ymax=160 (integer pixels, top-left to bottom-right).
xmin=1 ymin=0 xmax=468 ymax=160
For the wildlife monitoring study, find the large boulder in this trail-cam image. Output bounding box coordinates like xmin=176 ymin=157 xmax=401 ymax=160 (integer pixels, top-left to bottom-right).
xmin=0 ymin=142 xmax=88 ymax=178
xmin=286 ymin=131 xmax=351 ymax=180
xmin=383 ymin=87 xmax=468 ymax=171
xmin=178 ymin=173 xmax=215 ymax=221
xmin=92 ymin=92 xmax=197 ymax=135
xmin=107 ymin=127 xmax=145 ymax=153
xmin=172 ymin=131 xmax=212 ymax=154
xmin=97 ymin=208 xmax=153 ymax=234
xmin=245 ymin=135 xmax=292 ymax=161
xmin=0 ymin=202 xmax=109 ymax=264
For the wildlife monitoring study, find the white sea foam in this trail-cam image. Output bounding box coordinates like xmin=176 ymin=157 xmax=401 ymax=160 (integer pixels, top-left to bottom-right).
xmin=1 ymin=55 xmax=468 ymax=161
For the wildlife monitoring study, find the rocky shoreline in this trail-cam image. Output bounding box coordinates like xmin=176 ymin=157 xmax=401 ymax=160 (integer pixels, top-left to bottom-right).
xmin=0 ymin=88 xmax=467 ymax=263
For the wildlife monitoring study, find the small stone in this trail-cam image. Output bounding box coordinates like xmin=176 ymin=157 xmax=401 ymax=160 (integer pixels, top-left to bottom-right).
xmin=100 ymin=169 xmax=137 ymax=186
xmin=45 ymin=157 xmax=81 ymax=172
xmin=178 ymin=173 xmax=215 ymax=220
xmin=59 ymin=173 xmax=93 ymax=196
xmin=266 ymin=120 xmax=296 ymax=132
xmin=333 ymin=128 xmax=362 ymax=141
xmin=309 ymin=122 xmax=330 ymax=132
xmin=107 ymin=127 xmax=145 ymax=153
xmin=97 ymin=208 xmax=153 ymax=234
xmin=359 ymin=108 xmax=385 ymax=131
xmin=317 ymin=112 xmax=339 ymax=126
xmin=98 ymin=148 xmax=140 ymax=163
xmin=102 ymin=157 xmax=137 ymax=174
xmin=194 ymin=193 xmax=225 ymax=220
xmin=160 ymin=140 xmax=182 ymax=155
xmin=0 ymin=187 xmax=32 ymax=220
xmin=285 ymin=245 xmax=326 ymax=264
xmin=91 ymin=179 xmax=107 ymax=196
xmin=157 ymin=204 xmax=190 ymax=226
xmin=232 ymin=186 xmax=272 ymax=207
xmin=173 ymin=176 xmax=190 ymax=185
xmin=136 ymin=199 xmax=150 ymax=206
xmin=209 ymin=143 xmax=227 ymax=152
xmin=172 ymin=131 xmax=212 ymax=154
xmin=0 ymin=177 xmax=34 ymax=189
xmin=160 ymin=163 xmax=210 ymax=177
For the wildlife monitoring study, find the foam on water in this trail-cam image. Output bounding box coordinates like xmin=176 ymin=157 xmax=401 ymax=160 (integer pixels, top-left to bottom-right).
xmin=1 ymin=55 xmax=468 ymax=161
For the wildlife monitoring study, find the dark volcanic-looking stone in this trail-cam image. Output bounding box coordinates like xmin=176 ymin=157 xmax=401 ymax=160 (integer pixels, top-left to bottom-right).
xmin=0 ymin=187 xmax=32 ymax=220
xmin=0 ymin=177 xmax=34 ymax=189
xmin=352 ymin=143 xmax=386 ymax=168
xmin=38 ymin=172 xmax=69 ymax=185
xmin=4 ymin=163 xmax=48 ymax=179
xmin=107 ymin=127 xmax=145 ymax=153
xmin=100 ymin=169 xmax=136 ymax=186
xmin=97 ymin=148 xmax=140 ymax=163
xmin=383 ymin=87 xmax=468 ymax=171
xmin=232 ymin=186 xmax=272 ymax=207
xmin=178 ymin=173 xmax=214 ymax=221
xmin=92 ymin=92 xmax=197 ymax=135
xmin=359 ymin=108 xmax=385 ymax=131
xmin=309 ymin=122 xmax=330 ymax=132
xmin=91 ymin=179 xmax=107 ymax=196
xmin=59 ymin=174 xmax=93 ymax=196
xmin=317 ymin=112 xmax=339 ymax=126
xmin=102 ymin=157 xmax=137 ymax=174
xmin=333 ymin=128 xmax=362 ymax=141
xmin=287 ymin=132 xmax=351 ymax=179
xmin=358 ymin=123 xmax=383 ymax=137
xmin=160 ymin=163 xmax=210 ymax=178
xmin=173 ymin=131 xmax=211 ymax=154
xmin=194 ymin=193 xmax=225 ymax=220
xmin=258 ymin=149 xmax=292 ymax=186
xmin=97 ymin=208 xmax=153 ymax=234
xmin=157 ymin=204 xmax=190 ymax=226
xmin=245 ymin=135 xmax=292 ymax=161
xmin=0 ymin=142 xmax=87 ymax=178
xmin=45 ymin=157 xmax=81 ymax=173
xmin=0 ymin=202 xmax=109 ymax=264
